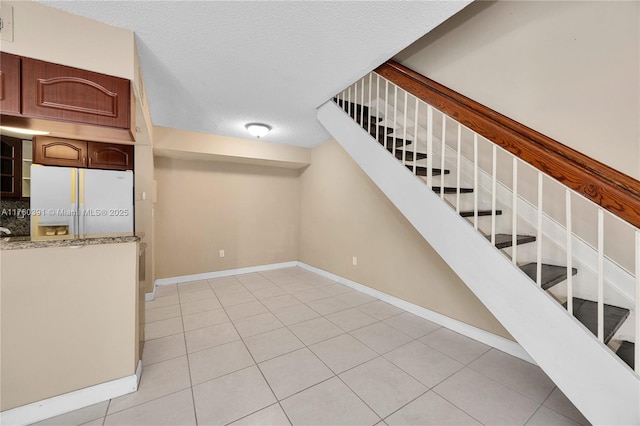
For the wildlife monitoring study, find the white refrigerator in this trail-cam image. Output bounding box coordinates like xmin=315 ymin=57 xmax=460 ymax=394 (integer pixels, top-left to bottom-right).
xmin=30 ymin=165 xmax=134 ymax=237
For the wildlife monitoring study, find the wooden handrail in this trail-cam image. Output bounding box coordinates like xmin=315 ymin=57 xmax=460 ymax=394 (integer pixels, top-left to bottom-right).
xmin=376 ymin=60 xmax=640 ymax=230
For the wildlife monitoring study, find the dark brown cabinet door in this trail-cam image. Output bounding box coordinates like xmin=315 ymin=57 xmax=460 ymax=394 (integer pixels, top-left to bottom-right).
xmin=0 ymin=136 xmax=22 ymax=198
xmin=33 ymin=136 xmax=87 ymax=168
xmin=88 ymin=142 xmax=133 ymax=171
xmin=22 ymin=58 xmax=130 ymax=129
xmin=0 ymin=53 xmax=21 ymax=115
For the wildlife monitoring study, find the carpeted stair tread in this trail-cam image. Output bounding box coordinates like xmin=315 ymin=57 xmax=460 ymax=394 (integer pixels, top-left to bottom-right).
xmin=377 ymin=135 xmax=412 ymax=148
xmin=356 ymin=116 xmax=383 ymax=130
xmin=460 ymin=210 xmax=502 ymax=218
xmin=333 ymin=98 xmax=371 ymax=116
xmin=407 ymin=165 xmax=450 ymax=177
xmin=369 ymin=125 xmax=395 ymax=136
xmin=520 ymin=263 xmax=577 ymax=290
xmin=432 ymin=186 xmax=473 ymax=194
xmin=616 ymin=341 xmax=635 ymax=369
xmin=487 ymin=233 xmax=537 ymax=249
xmin=390 ymin=149 xmax=427 ymax=161
xmin=562 ymin=298 xmax=630 ymax=345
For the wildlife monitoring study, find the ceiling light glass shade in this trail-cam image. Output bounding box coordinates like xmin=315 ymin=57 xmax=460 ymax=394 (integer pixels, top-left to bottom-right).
xmin=0 ymin=126 xmax=50 ymax=136
xmin=245 ymin=123 xmax=271 ymax=138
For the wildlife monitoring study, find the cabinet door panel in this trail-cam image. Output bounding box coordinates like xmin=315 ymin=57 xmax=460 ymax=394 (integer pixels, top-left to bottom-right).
xmin=22 ymin=58 xmax=130 ymax=129
xmin=0 ymin=53 xmax=21 ymax=115
xmin=0 ymin=136 xmax=23 ymax=198
xmin=88 ymin=142 xmax=133 ymax=171
xmin=34 ymin=136 xmax=87 ymax=168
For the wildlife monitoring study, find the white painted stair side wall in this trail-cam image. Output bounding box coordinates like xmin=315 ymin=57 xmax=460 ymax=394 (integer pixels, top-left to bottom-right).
xmin=317 ymin=101 xmax=640 ymax=426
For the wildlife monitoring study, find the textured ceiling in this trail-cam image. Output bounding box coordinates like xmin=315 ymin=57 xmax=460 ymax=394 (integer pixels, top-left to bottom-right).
xmin=38 ymin=1 xmax=470 ymax=147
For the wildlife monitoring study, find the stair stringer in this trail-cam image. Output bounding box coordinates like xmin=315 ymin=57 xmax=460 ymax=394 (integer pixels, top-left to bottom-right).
xmin=317 ymin=101 xmax=640 ymax=425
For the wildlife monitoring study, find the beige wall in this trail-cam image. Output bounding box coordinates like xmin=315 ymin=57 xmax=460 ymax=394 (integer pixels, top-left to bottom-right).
xmin=135 ymin=144 xmax=155 ymax=293
xmin=0 ymin=242 xmax=138 ymax=411
xmin=1 ymin=1 xmax=134 ymax=80
xmin=395 ymin=0 xmax=640 ymax=179
xmin=154 ymin=156 xmax=300 ymax=279
xmin=298 ymin=140 xmax=511 ymax=339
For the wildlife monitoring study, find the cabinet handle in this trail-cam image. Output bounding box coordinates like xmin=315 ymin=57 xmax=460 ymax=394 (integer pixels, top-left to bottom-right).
xmin=83 ymin=156 xmax=87 ymax=165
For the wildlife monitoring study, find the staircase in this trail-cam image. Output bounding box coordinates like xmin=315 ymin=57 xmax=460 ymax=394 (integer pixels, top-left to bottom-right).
xmin=319 ymin=71 xmax=640 ymax=425
xmin=335 ymin=97 xmax=635 ymax=369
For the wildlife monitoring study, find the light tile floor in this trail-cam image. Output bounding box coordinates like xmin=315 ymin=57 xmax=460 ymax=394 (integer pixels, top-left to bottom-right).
xmin=34 ymin=267 xmax=590 ymax=426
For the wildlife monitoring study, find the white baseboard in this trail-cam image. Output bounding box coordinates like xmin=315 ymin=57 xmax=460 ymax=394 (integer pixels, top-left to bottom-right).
xmin=297 ymin=262 xmax=536 ymax=365
xmin=145 ymin=259 xmax=534 ymax=364
xmin=146 ymin=261 xmax=298 ymax=301
xmin=135 ymin=360 xmax=143 ymax=386
xmin=0 ymin=364 xmax=141 ymax=426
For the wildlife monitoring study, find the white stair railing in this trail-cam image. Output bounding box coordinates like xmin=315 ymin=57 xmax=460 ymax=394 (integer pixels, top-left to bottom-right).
xmin=334 ymin=71 xmax=639 ymax=377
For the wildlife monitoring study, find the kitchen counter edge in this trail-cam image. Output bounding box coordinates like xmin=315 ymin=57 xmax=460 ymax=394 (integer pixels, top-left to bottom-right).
xmin=0 ymin=234 xmax=141 ymax=250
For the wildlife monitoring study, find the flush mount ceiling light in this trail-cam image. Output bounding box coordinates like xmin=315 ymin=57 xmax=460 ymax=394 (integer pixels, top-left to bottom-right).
xmin=245 ymin=123 xmax=272 ymax=139
xmin=0 ymin=126 xmax=50 ymax=136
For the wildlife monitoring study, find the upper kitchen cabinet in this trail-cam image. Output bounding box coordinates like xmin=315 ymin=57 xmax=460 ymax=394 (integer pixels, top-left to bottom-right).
xmin=34 ymin=136 xmax=133 ymax=171
xmin=21 ymin=58 xmax=130 ymax=129
xmin=0 ymin=53 xmax=21 ymax=116
xmin=33 ymin=136 xmax=88 ymax=168
xmin=88 ymin=141 xmax=133 ymax=171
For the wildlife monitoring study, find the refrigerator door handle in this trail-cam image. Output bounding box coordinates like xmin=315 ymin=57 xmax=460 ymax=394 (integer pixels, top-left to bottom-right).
xmin=70 ymin=168 xmax=78 ymax=237
xmin=78 ymin=169 xmax=85 ymax=237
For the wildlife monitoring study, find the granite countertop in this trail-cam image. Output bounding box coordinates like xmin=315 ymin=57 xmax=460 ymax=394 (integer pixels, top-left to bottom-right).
xmin=0 ymin=233 xmax=141 ymax=250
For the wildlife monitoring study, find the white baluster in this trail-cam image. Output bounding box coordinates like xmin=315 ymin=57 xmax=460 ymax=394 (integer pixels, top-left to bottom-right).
xmin=376 ymin=75 xmax=380 ymax=140
xmin=393 ymin=85 xmax=398 ymax=158
xmin=427 ymin=106 xmax=433 ymax=189
xmin=456 ymin=124 xmax=462 ymax=214
xmin=440 ymin=114 xmax=446 ymax=199
xmin=473 ymin=134 xmax=479 ymax=230
xmin=597 ymin=208 xmax=604 ymax=342
xmin=413 ymin=97 xmax=419 ymax=175
xmin=491 ymin=145 xmax=497 ymax=246
xmin=512 ymin=158 xmax=518 ymax=264
xmin=537 ymin=172 xmax=543 ymax=287
xmin=360 ymin=77 xmax=365 ymax=127
xmin=566 ymin=189 xmax=573 ymax=315
xmin=383 ymin=80 xmax=388 ymax=148
xmin=403 ymin=90 xmax=408 ymax=165
xmin=347 ymin=86 xmax=351 ymax=117
xmin=368 ymin=73 xmax=372 ymax=134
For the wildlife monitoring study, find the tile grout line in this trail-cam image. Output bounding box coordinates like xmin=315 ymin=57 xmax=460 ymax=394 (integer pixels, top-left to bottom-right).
xmin=430 ymin=387 xmax=487 ymax=425
xmin=260 ymin=272 xmax=403 ymax=423
xmin=539 ymin=387 xmax=590 ymax=426
xmin=522 ymin=404 xmax=547 ymax=426
xmin=144 ymin=267 xmax=559 ymax=426
xmin=177 ymin=281 xmax=204 ymax=426
xmin=268 ymin=271 xmax=499 ymax=424
xmin=210 ymin=276 xmax=295 ymax=426
xmin=216 ymin=270 xmax=385 ymax=423
xmin=100 ymin=399 xmax=110 ymax=426
xmin=464 ymin=352 xmax=560 ymax=408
